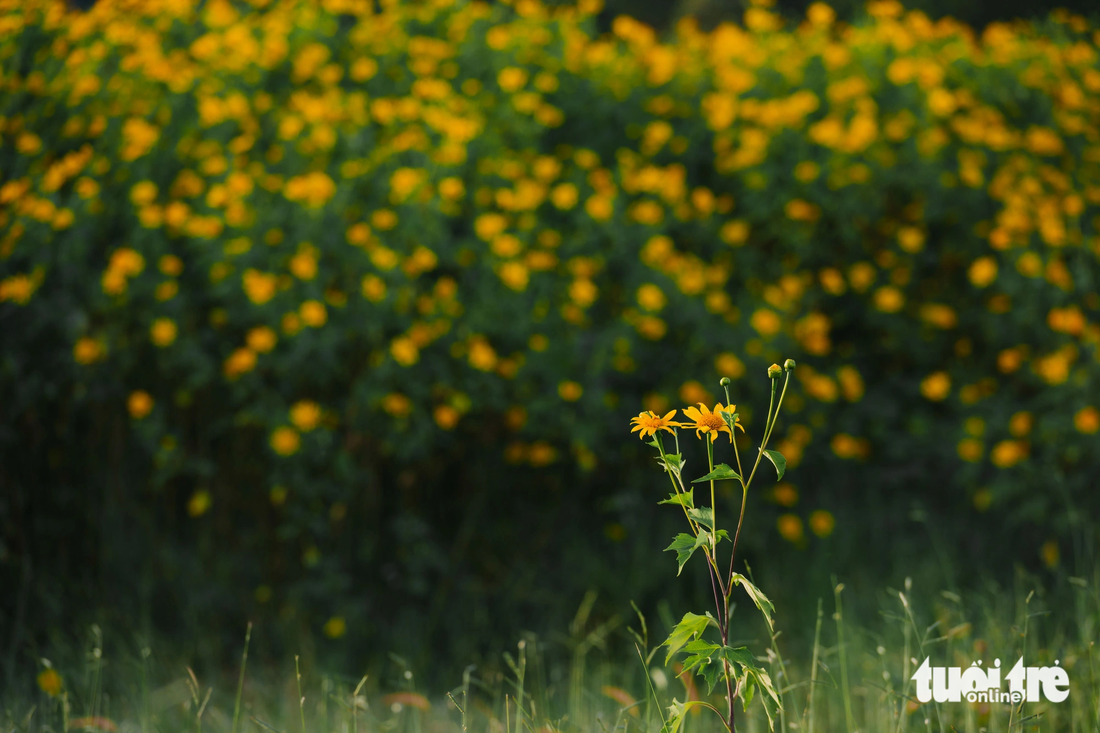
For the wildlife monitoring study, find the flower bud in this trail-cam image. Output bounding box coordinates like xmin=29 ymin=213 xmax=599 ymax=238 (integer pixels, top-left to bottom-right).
xmin=719 ymin=377 xmax=731 ymax=387
xmin=784 ymin=358 xmax=796 ymax=371
xmin=768 ymin=363 xmax=782 ymax=379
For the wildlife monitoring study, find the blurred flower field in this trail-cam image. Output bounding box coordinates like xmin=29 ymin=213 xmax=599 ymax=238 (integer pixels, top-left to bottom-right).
xmin=1 ymin=0 xmax=1099 ymax=683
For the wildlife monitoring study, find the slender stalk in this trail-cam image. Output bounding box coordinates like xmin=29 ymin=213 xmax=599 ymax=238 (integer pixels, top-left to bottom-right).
xmin=807 ymin=598 xmax=823 ymax=733
xmin=720 ymin=384 xmax=745 ymax=482
xmin=657 ymin=432 xmax=727 ymax=592
xmin=352 ymin=675 xmax=368 ymax=733
xmin=295 ymin=656 xmax=305 ymax=733
xmin=655 ymin=433 xmax=702 ymax=537
xmin=232 ymin=622 xmax=252 ymax=733
xmin=728 ymin=373 xmax=789 ymax=583
xmin=141 ymin=648 xmax=150 ymax=733
xmin=834 ymin=582 xmax=855 ymax=733
xmin=706 ymin=438 xmax=717 ymax=543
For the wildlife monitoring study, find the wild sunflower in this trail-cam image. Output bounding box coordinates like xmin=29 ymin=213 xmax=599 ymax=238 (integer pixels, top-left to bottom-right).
xmin=681 ymin=402 xmax=743 ymax=442
xmin=629 ymin=410 xmax=681 ymax=440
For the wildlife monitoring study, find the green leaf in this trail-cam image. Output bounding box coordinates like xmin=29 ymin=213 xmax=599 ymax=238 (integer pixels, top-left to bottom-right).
xmin=662 ymin=612 xmax=713 ymax=665
xmin=741 ymin=671 xmax=755 ymax=708
xmin=681 ymin=639 xmax=723 ymax=694
xmin=741 ymin=667 xmax=781 ymax=731
xmin=687 ymin=507 xmax=714 ymax=529
xmin=691 ymin=463 xmax=741 ymax=483
xmin=681 ymin=643 xmax=759 ymax=695
xmin=762 ymin=450 xmax=786 ymax=481
xmin=731 ymin=573 xmax=775 ymax=625
xmin=720 ymin=410 xmax=740 ymax=432
xmin=660 ymin=699 xmax=711 ymax=733
xmin=658 ymin=490 xmax=693 ymax=509
xmin=720 ymin=645 xmax=757 ymax=670
xmin=664 ymin=533 xmax=707 ymax=576
xmin=661 ymin=453 xmax=683 ymax=472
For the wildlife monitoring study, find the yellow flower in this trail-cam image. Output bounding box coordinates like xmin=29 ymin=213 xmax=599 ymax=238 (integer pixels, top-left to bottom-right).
xmin=128 ymin=391 xmax=154 ymax=419
xmin=920 ymin=371 xmax=950 ymax=401
xmin=897 ymin=226 xmax=925 ymax=253
xmin=967 ymin=256 xmax=998 ymax=287
xmin=362 ymin=275 xmax=387 ymax=302
xmin=551 ymin=183 xmax=578 ymax=210
xmin=681 ymin=402 xmax=740 ymax=442
xmin=73 ymin=337 xmax=104 ymax=364
xmin=750 ymin=308 xmax=781 ymax=336
xmin=714 ymin=353 xmax=745 ymax=379
xmin=382 ymin=392 xmax=412 ymax=417
xmin=570 ymin=278 xmax=597 ymax=306
xmin=777 ymin=514 xmax=804 ymax=544
xmin=323 ymin=616 xmax=346 ymax=639
xmin=873 ymin=286 xmax=905 ymax=313
xmin=499 ymin=261 xmax=529 ymax=291
xmin=110 ymin=248 xmax=145 ymax=276
xmin=224 ymin=348 xmax=257 ymax=379
xmin=242 ymin=269 xmax=277 ymax=304
xmin=289 ymin=246 xmax=318 ymax=280
xmin=371 ymin=209 xmax=398 ymax=230
xmin=150 ymin=318 xmax=177 ymax=347
xmin=37 ymin=669 xmax=62 ymax=697
xmin=809 ymin=509 xmax=835 ymax=538
xmin=1040 ymin=540 xmax=1059 ymax=568
xmin=246 ymin=326 xmax=278 ymax=353
xmin=785 ymin=199 xmax=820 ymax=222
xmin=188 ymin=490 xmax=211 ymax=517
xmin=0 ymin=274 xmax=36 ymax=304
xmin=997 ymin=347 xmax=1023 ymax=373
xmin=1009 ymin=411 xmax=1033 ymax=437
xmin=390 ymin=336 xmax=419 ymax=366
xmin=155 ymin=281 xmax=178 ymax=301
xmin=300 ymin=300 xmax=327 ymax=327
xmin=629 ymin=410 xmax=681 ymax=440
xmin=467 ymin=338 xmax=497 ymax=371
xmin=919 ymin=304 xmax=957 ymax=329
xmin=585 ymin=194 xmax=613 ymax=221
xmin=636 ymin=284 xmax=666 ymax=311
xmin=831 ymin=433 xmax=868 ymax=459
xmin=290 ymin=401 xmax=322 ymax=432
xmin=498 ymin=66 xmax=528 ymax=92
xmin=772 ymin=483 xmax=798 ymax=506
xmin=282 ymin=312 xmax=302 ymax=335
xmin=720 ymin=219 xmax=750 ymax=245
xmin=528 ymin=441 xmax=557 ymax=466
xmin=130 ymin=181 xmax=158 ymax=206
xmin=991 ymin=440 xmax=1027 ymax=468
xmin=270 ymin=426 xmax=301 ymax=456
xmin=1074 ymin=406 xmax=1099 ymax=434
xmin=957 ymin=438 xmax=983 ymax=462
xmin=558 ymin=380 xmax=583 ymax=401
xmin=434 ymin=404 xmax=460 ymax=430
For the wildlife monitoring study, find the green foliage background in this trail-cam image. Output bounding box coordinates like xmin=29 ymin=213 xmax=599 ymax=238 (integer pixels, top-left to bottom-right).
xmin=1 ymin=0 xmax=1099 ymax=686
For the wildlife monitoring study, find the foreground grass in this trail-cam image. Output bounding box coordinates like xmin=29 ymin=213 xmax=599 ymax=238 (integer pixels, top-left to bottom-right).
xmin=6 ymin=567 xmax=1100 ymax=733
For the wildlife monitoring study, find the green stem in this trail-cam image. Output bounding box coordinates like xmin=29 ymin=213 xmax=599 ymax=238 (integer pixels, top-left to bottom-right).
xmin=655 ymin=432 xmax=701 ymax=537
xmin=743 ymin=373 xmax=791 ymax=494
xmin=720 ymin=384 xmax=745 ymax=483
xmin=231 ymin=622 xmax=252 ymax=733
xmin=706 ymin=438 xmax=717 ymax=549
xmin=295 ymin=656 xmax=305 ymax=733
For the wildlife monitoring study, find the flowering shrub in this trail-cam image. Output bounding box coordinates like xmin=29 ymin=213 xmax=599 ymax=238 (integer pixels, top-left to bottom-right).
xmin=1 ymin=0 xmax=1099 ymax=652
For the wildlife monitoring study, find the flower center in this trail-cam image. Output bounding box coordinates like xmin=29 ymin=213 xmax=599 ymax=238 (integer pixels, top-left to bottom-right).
xmin=699 ymin=414 xmax=725 ymax=431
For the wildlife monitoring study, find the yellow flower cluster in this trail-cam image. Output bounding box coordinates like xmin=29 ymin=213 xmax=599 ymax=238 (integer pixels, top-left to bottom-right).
xmin=1 ymin=0 xmax=1097 ymax=512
